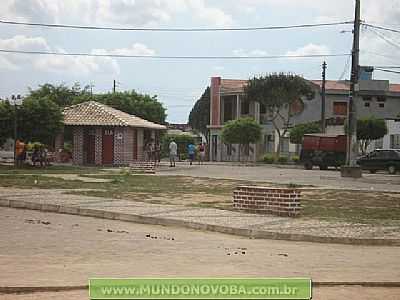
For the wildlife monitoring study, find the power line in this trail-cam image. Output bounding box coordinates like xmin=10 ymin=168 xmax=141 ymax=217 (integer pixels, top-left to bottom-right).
xmin=373 ymin=66 xmax=400 ymax=69
xmin=0 ymin=49 xmax=350 ymax=60
xmin=363 ymin=23 xmax=400 ymax=34
xmin=338 ymin=53 xmax=351 ymax=80
xmin=375 ymin=68 xmax=400 ymax=75
xmin=0 ymin=19 xmax=353 ymax=32
xmin=367 ymin=27 xmax=400 ymax=50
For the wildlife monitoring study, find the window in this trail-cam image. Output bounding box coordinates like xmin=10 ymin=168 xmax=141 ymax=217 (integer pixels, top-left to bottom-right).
xmin=377 ymin=96 xmax=387 ymax=102
xmin=364 ymin=102 xmax=370 ymax=107
xmin=260 ymin=103 xmax=267 ymax=114
xmin=362 ymin=96 xmax=372 ymax=101
xmin=333 ymin=102 xmax=348 ymax=116
xmin=241 ymin=101 xmax=250 ymax=115
xmin=379 ymin=103 xmax=385 ymax=108
xmin=374 ymin=138 xmax=383 ymax=149
xmin=390 ymin=134 xmax=400 ymax=149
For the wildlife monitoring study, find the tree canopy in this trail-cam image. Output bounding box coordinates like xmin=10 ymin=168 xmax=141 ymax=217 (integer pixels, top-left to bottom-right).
xmin=0 ymin=83 xmax=168 ymax=147
xmin=289 ymin=122 xmax=321 ymax=144
xmin=357 ymin=118 xmax=387 ymax=154
xmin=0 ymin=100 xmax=14 ymax=146
xmin=221 ymin=117 xmax=262 ymax=160
xmin=17 ymin=97 xmax=64 ymax=146
xmin=244 ymin=73 xmax=315 ymax=156
xmin=188 ymin=87 xmax=210 ymax=141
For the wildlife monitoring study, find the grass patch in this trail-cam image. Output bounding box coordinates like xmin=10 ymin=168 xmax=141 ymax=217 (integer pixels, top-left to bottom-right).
xmin=0 ymin=164 xmax=105 ymax=175
xmin=1 ymin=172 xmax=399 ymax=224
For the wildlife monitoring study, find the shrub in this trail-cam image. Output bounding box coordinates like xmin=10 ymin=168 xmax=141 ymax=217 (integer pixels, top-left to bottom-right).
xmin=263 ymin=154 xmax=275 ymax=164
xmin=277 ymin=156 xmax=288 ymax=164
xmin=291 ymin=155 xmax=300 ymax=164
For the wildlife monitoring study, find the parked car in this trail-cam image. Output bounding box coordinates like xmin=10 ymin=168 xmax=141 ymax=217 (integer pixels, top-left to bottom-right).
xmin=357 ymin=149 xmax=400 ymax=174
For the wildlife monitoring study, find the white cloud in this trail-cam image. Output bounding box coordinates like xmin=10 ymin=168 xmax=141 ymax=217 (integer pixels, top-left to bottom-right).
xmin=286 ymin=44 xmax=331 ymax=56
xmin=0 ymin=35 xmax=156 ymax=76
xmin=1 ymin=0 xmax=232 ymax=26
xmin=233 ymin=49 xmax=268 ymax=57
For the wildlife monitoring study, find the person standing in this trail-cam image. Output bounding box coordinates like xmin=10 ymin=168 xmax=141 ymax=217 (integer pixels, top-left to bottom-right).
xmin=187 ymin=142 xmax=196 ymax=166
xmin=198 ymin=142 xmax=206 ymax=165
xmin=169 ymin=139 xmax=177 ymax=167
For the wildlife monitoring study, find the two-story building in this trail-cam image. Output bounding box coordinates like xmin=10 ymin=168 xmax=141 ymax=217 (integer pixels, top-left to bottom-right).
xmin=208 ymin=76 xmax=400 ymax=162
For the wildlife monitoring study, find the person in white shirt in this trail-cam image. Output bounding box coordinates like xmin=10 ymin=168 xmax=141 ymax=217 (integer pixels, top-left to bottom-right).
xmin=169 ymin=140 xmax=178 ymax=167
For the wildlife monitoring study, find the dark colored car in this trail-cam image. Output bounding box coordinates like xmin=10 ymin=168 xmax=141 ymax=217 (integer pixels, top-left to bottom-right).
xmin=357 ymin=149 xmax=400 ymax=174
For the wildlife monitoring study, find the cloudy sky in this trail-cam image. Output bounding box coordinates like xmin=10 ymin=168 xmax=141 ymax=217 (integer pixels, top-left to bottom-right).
xmin=0 ymin=0 xmax=399 ymax=122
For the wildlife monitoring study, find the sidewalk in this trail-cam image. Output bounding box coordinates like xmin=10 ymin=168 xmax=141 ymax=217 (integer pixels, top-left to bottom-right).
xmin=1 ymin=187 xmax=399 ymax=246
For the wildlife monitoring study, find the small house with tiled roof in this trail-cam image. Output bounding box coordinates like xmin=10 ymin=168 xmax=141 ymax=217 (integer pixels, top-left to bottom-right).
xmin=58 ymin=101 xmax=166 ymax=166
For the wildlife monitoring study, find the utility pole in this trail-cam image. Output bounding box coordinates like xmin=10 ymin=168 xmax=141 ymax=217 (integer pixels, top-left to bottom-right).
xmin=12 ymin=95 xmax=17 ymax=167
xmin=321 ymin=61 xmax=327 ymax=133
xmin=342 ymin=0 xmax=362 ymax=178
xmin=113 ymin=80 xmax=116 ymax=93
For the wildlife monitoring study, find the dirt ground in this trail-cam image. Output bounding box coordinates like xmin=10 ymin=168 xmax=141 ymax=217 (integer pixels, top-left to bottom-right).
xmin=0 ymin=207 xmax=399 ymax=300
xmin=2 ymin=287 xmax=400 ymax=300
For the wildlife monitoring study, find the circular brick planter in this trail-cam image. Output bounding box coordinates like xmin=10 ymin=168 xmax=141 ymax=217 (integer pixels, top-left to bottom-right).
xmin=233 ymin=186 xmax=301 ymax=217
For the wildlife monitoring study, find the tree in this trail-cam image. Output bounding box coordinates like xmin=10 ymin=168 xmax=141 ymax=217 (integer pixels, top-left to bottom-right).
xmin=28 ymin=83 xmax=90 ymax=108
xmin=188 ymin=87 xmax=210 ymax=142
xmin=0 ymin=100 xmax=15 ymax=146
xmin=74 ymin=90 xmax=167 ymax=125
xmin=221 ymin=117 xmax=262 ymax=161
xmin=244 ymin=73 xmax=315 ymax=156
xmin=18 ymin=97 xmax=63 ymax=146
xmin=289 ymin=122 xmax=321 ymax=145
xmin=352 ymin=118 xmax=387 ymax=154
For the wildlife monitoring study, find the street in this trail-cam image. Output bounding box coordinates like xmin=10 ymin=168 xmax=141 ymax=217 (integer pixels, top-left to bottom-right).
xmin=0 ymin=207 xmax=399 ymax=299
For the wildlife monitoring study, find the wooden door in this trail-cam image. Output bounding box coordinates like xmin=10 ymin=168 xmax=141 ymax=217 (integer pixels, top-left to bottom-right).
xmin=102 ymin=128 xmax=114 ymax=165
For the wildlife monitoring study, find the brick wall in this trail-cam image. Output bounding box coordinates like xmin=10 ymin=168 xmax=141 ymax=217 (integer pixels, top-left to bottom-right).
xmin=72 ymin=127 xmax=84 ymax=165
xmin=137 ymin=128 xmax=144 ymax=161
xmin=210 ymin=77 xmax=221 ymax=126
xmin=94 ymin=127 xmax=102 ymax=165
xmin=123 ymin=127 xmax=134 ymax=164
xmin=233 ymin=186 xmax=301 ymax=217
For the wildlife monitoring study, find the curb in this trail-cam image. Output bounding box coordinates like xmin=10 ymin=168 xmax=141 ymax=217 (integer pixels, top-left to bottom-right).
xmin=2 ymin=282 xmax=400 ymax=294
xmin=1 ymin=199 xmax=400 ymax=247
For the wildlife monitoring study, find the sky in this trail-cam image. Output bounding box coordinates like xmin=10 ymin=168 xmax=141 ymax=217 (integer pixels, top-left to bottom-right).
xmin=0 ymin=0 xmax=400 ymax=123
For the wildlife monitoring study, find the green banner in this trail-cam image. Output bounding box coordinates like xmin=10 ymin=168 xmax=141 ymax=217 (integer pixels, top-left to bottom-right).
xmin=89 ymin=278 xmax=311 ymax=299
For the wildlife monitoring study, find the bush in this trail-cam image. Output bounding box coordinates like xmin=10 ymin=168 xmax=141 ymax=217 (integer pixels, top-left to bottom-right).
xmin=277 ymin=156 xmax=288 ymax=164
xmin=291 ymin=155 xmax=300 ymax=164
xmin=26 ymin=142 xmax=45 ymax=151
xmin=263 ymin=154 xmax=275 ymax=164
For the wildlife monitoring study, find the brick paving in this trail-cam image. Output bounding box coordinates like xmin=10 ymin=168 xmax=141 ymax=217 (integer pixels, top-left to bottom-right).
xmin=1 ymin=187 xmax=399 ymax=242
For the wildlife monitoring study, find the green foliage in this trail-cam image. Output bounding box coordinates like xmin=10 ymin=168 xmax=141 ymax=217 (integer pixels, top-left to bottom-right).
xmin=244 ymin=73 xmax=315 ymax=110
xmin=221 ymin=118 xmax=262 ymax=146
xmin=289 ymin=122 xmax=321 ymax=144
xmin=188 ymin=87 xmax=210 ymax=141
xmin=28 ymin=83 xmax=90 ymax=108
xmin=0 ymin=100 xmax=14 ymax=146
xmin=263 ymin=154 xmax=275 ymax=164
xmin=161 ymin=134 xmax=196 ymax=158
xmin=18 ymin=97 xmax=63 ymax=145
xmin=291 ymin=155 xmax=300 ymax=164
xmin=30 ymin=83 xmax=167 ymax=124
xmin=277 ymin=156 xmax=288 ymax=164
xmin=26 ymin=142 xmax=45 ymax=152
xmin=345 ymin=117 xmax=388 ymax=154
xmin=89 ymin=91 xmax=167 ymax=124
xmin=244 ymin=73 xmax=315 ymax=156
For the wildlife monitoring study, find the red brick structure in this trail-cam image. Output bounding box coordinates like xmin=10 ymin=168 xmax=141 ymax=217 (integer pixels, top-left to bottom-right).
xmin=62 ymin=101 xmax=166 ymax=166
xmin=233 ymin=186 xmax=301 ymax=217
